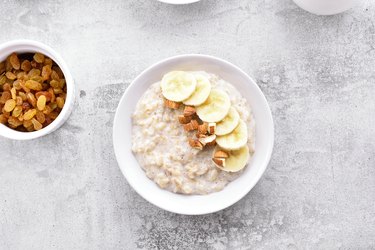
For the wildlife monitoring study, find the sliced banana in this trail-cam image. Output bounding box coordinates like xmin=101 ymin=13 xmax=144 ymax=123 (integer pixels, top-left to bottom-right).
xmin=183 ymin=73 xmax=211 ymax=106
xmin=196 ymin=89 xmax=230 ymax=123
xmin=216 ymin=119 xmax=248 ymax=150
xmin=213 ymin=145 xmax=250 ymax=172
xmin=161 ymin=71 xmax=197 ymax=102
xmin=215 ymin=107 xmax=240 ymax=136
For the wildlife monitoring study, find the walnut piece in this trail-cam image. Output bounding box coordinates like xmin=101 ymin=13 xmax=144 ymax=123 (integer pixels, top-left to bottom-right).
xmin=183 ymin=106 xmax=196 ymax=116
xmin=164 ymin=99 xmax=180 ymax=109
xmin=214 ymin=150 xmax=229 ymax=158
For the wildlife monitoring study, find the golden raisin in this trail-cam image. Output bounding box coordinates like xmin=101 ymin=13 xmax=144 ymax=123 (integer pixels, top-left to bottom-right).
xmin=23 ymin=109 xmax=37 ymax=120
xmin=16 ymin=71 xmax=27 ymax=80
xmin=21 ymin=60 xmax=32 ymax=72
xmin=26 ymin=125 xmax=34 ymax=132
xmin=9 ymin=53 xmax=20 ymax=70
xmin=23 ymin=119 xmax=32 ymax=128
xmin=2 ymin=110 xmax=10 ymax=118
xmin=44 ymin=58 xmax=53 ymax=66
xmin=43 ymin=105 xmax=52 ymax=115
xmin=0 ymin=75 xmax=6 ymax=85
xmin=25 ymin=80 xmax=42 ymax=91
xmin=13 ymin=79 xmax=22 ymax=90
xmin=49 ymin=102 xmax=57 ymax=111
xmin=30 ymin=75 xmax=43 ymax=83
xmin=0 ymin=114 xmax=6 ymax=124
xmin=19 ymin=81 xmax=30 ymax=93
xmin=56 ymin=97 xmax=65 ymax=109
xmin=22 ymin=102 xmax=30 ymax=111
xmin=36 ymin=111 xmax=45 ymax=124
xmin=33 ymin=53 xmax=45 ymax=64
xmin=49 ymin=111 xmax=59 ymax=120
xmin=26 ymin=92 xmax=36 ymax=107
xmin=4 ymin=99 xmax=16 ymax=112
xmin=59 ymin=79 xmax=66 ymax=88
xmin=18 ymin=91 xmax=27 ymax=101
xmin=8 ymin=116 xmax=22 ymax=127
xmin=31 ymin=118 xmax=42 ymax=130
xmin=10 ymin=87 xmax=16 ymax=100
xmin=5 ymin=71 xmax=16 ymax=80
xmin=50 ymin=80 xmax=60 ymax=88
xmin=53 ymin=88 xmax=62 ymax=94
xmin=37 ymin=95 xmax=46 ymax=111
xmin=35 ymin=91 xmax=52 ymax=101
xmin=48 ymin=88 xmax=55 ymax=102
xmin=12 ymin=106 xmax=22 ymax=117
xmin=41 ymin=65 xmax=51 ymax=81
xmin=2 ymin=83 xmax=11 ymax=91
xmin=16 ymin=96 xmax=23 ymax=106
xmin=51 ymin=70 xmax=59 ymax=81
xmin=28 ymin=69 xmax=40 ymax=78
xmin=0 ymin=91 xmax=11 ymax=104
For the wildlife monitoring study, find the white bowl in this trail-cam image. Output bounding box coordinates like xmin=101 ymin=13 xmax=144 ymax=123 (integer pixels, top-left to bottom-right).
xmin=293 ymin=0 xmax=355 ymax=15
xmin=0 ymin=40 xmax=75 ymax=140
xmin=157 ymin=0 xmax=200 ymax=4
xmin=113 ymin=54 xmax=274 ymax=215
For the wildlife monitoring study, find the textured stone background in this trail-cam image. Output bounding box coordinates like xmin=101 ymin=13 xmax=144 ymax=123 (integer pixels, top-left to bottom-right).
xmin=0 ymin=0 xmax=374 ymax=249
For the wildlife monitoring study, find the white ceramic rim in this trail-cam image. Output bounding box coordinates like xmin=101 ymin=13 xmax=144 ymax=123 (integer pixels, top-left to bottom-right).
xmin=292 ymin=0 xmax=355 ymax=15
xmin=157 ymin=0 xmax=200 ymax=4
xmin=113 ymin=54 xmax=274 ymax=215
xmin=0 ymin=39 xmax=75 ymax=140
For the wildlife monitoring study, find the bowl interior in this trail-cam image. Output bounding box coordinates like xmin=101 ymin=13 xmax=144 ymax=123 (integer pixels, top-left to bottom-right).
xmin=113 ymin=55 xmax=274 ymax=215
xmin=0 ymin=40 xmax=74 ymax=140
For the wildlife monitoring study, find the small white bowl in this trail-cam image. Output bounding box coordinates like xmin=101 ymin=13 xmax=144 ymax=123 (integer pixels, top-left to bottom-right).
xmin=113 ymin=54 xmax=274 ymax=215
xmin=157 ymin=0 xmax=200 ymax=4
xmin=0 ymin=40 xmax=75 ymax=140
xmin=293 ymin=0 xmax=355 ymax=15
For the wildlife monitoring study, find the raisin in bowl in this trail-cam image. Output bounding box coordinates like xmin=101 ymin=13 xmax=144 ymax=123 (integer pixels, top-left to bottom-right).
xmin=0 ymin=40 xmax=74 ymax=140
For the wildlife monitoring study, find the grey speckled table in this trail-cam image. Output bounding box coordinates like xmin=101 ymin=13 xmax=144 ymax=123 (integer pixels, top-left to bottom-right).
xmin=1 ymin=0 xmax=375 ymax=249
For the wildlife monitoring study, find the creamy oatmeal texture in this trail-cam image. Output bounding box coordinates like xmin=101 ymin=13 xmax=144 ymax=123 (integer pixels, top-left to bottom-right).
xmin=131 ymin=72 xmax=255 ymax=195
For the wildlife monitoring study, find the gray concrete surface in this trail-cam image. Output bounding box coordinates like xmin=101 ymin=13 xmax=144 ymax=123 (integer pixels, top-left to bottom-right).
xmin=0 ymin=0 xmax=374 ymax=249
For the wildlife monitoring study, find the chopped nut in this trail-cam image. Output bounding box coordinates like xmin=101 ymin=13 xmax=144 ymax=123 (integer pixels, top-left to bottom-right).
xmin=196 ymin=133 xmax=207 ymax=139
xmin=183 ymin=122 xmax=195 ymax=131
xmin=183 ymin=106 xmax=196 ymax=116
xmin=208 ymin=122 xmax=216 ymax=134
xmin=206 ymin=140 xmax=217 ymax=147
xmin=198 ymin=134 xmax=216 ymax=146
xmin=212 ymin=158 xmax=225 ymax=168
xmin=198 ymin=122 xmax=208 ymax=134
xmin=214 ymin=150 xmax=229 ymax=158
xmin=188 ymin=138 xmax=203 ymax=150
xmin=164 ymin=99 xmax=180 ymax=109
xmin=178 ymin=115 xmax=191 ymax=124
xmin=191 ymin=119 xmax=199 ymax=129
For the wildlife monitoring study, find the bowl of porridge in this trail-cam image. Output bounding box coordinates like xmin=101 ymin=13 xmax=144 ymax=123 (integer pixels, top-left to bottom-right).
xmin=113 ymin=54 xmax=274 ymax=215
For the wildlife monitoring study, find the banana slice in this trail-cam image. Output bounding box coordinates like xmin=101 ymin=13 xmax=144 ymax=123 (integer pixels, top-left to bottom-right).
xmin=196 ymin=89 xmax=230 ymax=122
xmin=183 ymin=73 xmax=211 ymax=106
xmin=212 ymin=145 xmax=250 ymax=172
xmin=215 ymin=107 xmax=240 ymax=136
xmin=216 ymin=119 xmax=248 ymax=150
xmin=161 ymin=71 xmax=197 ymax=102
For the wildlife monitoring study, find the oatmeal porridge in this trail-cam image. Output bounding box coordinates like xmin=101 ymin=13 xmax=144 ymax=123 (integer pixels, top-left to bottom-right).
xmin=131 ymin=71 xmax=255 ymax=195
